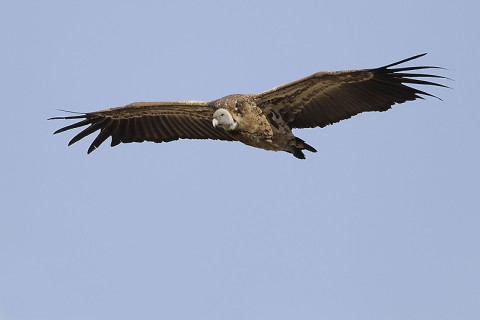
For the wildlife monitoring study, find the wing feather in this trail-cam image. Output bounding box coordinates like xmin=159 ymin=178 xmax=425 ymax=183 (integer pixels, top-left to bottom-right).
xmin=254 ymin=53 xmax=448 ymax=128
xmin=50 ymin=101 xmax=233 ymax=153
xmin=68 ymin=121 xmax=105 ymax=146
xmin=88 ymin=119 xmax=114 ymax=153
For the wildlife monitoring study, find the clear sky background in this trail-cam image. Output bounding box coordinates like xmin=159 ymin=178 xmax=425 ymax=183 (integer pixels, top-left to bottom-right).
xmin=1 ymin=1 xmax=479 ymax=319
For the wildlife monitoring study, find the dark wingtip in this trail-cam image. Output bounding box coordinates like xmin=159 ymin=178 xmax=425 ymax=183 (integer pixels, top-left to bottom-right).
xmin=87 ymin=144 xmax=97 ymax=154
xmin=383 ymin=53 xmax=428 ymax=69
xmin=378 ymin=53 xmax=449 ymax=101
xmin=48 ymin=110 xmax=87 ymax=121
xmin=51 ymin=118 xmax=92 ymax=135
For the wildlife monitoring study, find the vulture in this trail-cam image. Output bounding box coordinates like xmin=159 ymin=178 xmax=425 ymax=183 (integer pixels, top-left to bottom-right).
xmin=50 ymin=53 xmax=446 ymax=159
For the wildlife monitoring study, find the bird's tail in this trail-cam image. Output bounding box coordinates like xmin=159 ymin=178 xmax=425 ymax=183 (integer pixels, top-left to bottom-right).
xmin=292 ymin=137 xmax=317 ymax=159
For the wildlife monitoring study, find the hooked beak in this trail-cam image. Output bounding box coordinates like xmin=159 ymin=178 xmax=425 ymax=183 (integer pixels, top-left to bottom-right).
xmin=212 ymin=118 xmax=218 ymax=128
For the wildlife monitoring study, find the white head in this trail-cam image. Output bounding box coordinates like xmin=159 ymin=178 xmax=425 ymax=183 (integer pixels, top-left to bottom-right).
xmin=212 ymin=108 xmax=237 ymax=131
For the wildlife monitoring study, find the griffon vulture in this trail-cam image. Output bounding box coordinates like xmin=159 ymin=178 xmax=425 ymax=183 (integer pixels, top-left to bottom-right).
xmin=50 ymin=53 xmax=446 ymax=159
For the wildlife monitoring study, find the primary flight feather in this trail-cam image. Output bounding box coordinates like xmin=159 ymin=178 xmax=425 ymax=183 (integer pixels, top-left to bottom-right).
xmin=50 ymin=53 xmax=447 ymax=159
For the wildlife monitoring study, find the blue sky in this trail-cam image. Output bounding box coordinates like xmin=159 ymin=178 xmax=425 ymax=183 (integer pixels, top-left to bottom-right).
xmin=1 ymin=1 xmax=479 ymax=319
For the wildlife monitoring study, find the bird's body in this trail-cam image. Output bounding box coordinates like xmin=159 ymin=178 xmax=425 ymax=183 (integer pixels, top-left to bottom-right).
xmin=50 ymin=54 xmax=447 ymax=159
xmin=210 ymin=94 xmax=313 ymax=157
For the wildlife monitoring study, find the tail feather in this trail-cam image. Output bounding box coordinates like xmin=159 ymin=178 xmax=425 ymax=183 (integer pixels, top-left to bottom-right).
xmin=292 ymin=137 xmax=317 ymax=159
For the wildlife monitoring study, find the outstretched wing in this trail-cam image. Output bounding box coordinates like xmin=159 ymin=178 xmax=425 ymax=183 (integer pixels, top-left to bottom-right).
xmin=50 ymin=101 xmax=234 ymax=153
xmin=254 ymin=53 xmax=448 ymax=128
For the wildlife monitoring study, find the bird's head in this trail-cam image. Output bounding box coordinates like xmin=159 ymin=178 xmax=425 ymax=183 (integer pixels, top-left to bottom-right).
xmin=212 ymin=108 xmax=237 ymax=130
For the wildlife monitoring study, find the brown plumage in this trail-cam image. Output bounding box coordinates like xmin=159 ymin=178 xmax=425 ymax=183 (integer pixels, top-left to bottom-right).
xmin=50 ymin=53 xmax=447 ymax=159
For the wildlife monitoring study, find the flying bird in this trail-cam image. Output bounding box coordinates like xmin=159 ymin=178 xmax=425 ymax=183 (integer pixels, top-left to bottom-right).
xmin=50 ymin=53 xmax=446 ymax=159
